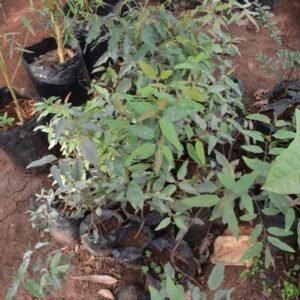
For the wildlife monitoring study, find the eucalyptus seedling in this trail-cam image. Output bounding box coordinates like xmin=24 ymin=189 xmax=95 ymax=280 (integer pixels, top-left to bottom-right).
xmin=0 ymin=33 xmax=25 ymax=124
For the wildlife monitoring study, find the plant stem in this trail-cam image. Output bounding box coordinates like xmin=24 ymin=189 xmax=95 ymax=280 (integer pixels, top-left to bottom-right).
xmin=0 ymin=51 xmax=25 ymax=124
xmin=48 ymin=0 xmax=65 ymax=63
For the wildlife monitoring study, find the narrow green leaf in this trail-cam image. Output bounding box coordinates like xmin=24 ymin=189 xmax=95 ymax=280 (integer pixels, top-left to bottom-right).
xmin=268 ymin=236 xmax=295 ymax=253
xmin=138 ymin=60 xmax=157 ymax=80
xmin=180 ymin=195 xmax=220 ymax=208
xmin=126 ymin=143 xmax=156 ymax=166
xmin=159 ymin=118 xmax=183 ymax=154
xmin=241 ymin=145 xmax=264 ymax=154
xmin=267 ymin=227 xmax=293 ymax=237
xmin=208 ymin=263 xmax=224 ymax=291
xmin=246 ymin=113 xmax=271 ymax=124
xmin=177 ymin=160 xmax=188 ymax=180
xmin=195 ymin=139 xmax=205 ymax=165
xmin=249 ymin=224 xmax=262 ymax=243
xmin=160 ymin=70 xmax=173 ymax=80
xmin=264 ymin=247 xmax=272 ymax=269
xmin=127 ymin=181 xmax=144 ymax=210
xmin=155 ymin=217 xmax=171 ymax=231
xmin=240 ymin=242 xmax=263 ymax=262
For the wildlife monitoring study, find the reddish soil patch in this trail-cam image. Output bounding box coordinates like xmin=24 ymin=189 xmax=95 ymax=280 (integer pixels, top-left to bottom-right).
xmin=229 ymin=0 xmax=300 ymax=111
xmin=119 ymin=227 xmax=149 ymax=248
xmin=0 ymin=149 xmax=43 ymax=299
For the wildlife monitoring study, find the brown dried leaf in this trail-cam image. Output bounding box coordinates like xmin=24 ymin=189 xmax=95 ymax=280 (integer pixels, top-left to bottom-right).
xmin=98 ymin=289 xmax=115 ymax=299
xmin=70 ymin=275 xmax=118 ymax=285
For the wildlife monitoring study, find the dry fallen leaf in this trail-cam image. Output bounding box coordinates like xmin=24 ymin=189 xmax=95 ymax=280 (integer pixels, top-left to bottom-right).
xmin=70 ymin=274 xmax=118 ymax=285
xmin=98 ymin=289 xmax=115 ymax=300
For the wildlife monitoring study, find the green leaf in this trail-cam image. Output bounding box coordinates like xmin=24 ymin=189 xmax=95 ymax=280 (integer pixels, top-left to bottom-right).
xmin=268 ymin=236 xmax=295 ymax=253
xmin=159 ymin=118 xmax=183 ymax=154
xmin=217 ymin=173 xmax=235 ymax=190
xmin=243 ymin=130 xmax=264 ymax=142
xmin=155 ymin=217 xmax=171 ymax=231
xmin=79 ymin=139 xmax=99 ymax=169
xmin=138 ymin=60 xmax=157 ymax=80
xmin=177 ymin=160 xmax=188 ymax=180
xmin=249 ymin=224 xmax=263 ymax=243
xmin=272 ymin=130 xmax=296 ymax=140
xmin=241 ymin=145 xmax=264 ymax=154
xmin=24 ymin=279 xmax=43 ymax=298
xmin=223 ymin=201 xmax=239 ymax=240
xmin=127 ymin=125 xmax=155 ymax=140
xmin=154 ymin=148 xmax=163 ymax=175
xmin=240 ymin=242 xmax=263 ymax=262
xmin=297 ymin=220 xmax=300 ymax=248
xmin=233 ymin=172 xmax=258 ymax=195
xmin=195 ymin=139 xmax=205 ymax=165
xmin=240 ymin=194 xmax=254 ymax=214
xmin=27 ymin=154 xmax=57 ymax=169
xmin=208 ymin=263 xmax=224 ymax=291
xmin=267 ymin=227 xmax=293 ymax=237
xmin=127 ymin=181 xmax=144 ymax=210
xmin=243 ymin=157 xmax=270 ymax=177
xmin=239 ymin=213 xmax=257 ymax=221
xmin=187 ymin=143 xmax=201 ymax=165
xmin=246 ymin=113 xmax=271 ymax=124
xmin=174 ymin=216 xmax=187 ymax=230
xmin=180 ymin=195 xmax=220 ymax=208
xmin=20 ymin=16 xmax=35 ymax=36
xmin=285 ymin=208 xmax=295 ymax=231
xmin=181 ymin=87 xmax=205 ymax=102
xmin=264 ymin=247 xmax=272 ymax=269
xmin=50 ymin=252 xmax=62 ymax=269
xmin=160 ymin=70 xmax=173 ymax=80
xmin=161 ymin=145 xmax=174 ymax=169
xmin=126 ymin=143 xmax=156 ymax=166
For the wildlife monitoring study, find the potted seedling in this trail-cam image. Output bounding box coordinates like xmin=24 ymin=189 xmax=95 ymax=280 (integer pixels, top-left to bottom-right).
xmin=0 ymin=33 xmax=50 ymax=168
xmin=22 ymin=0 xmax=90 ymax=106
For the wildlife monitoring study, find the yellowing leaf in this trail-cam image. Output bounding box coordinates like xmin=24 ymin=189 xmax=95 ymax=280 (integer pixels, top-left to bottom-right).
xmin=138 ymin=60 xmax=157 ymax=80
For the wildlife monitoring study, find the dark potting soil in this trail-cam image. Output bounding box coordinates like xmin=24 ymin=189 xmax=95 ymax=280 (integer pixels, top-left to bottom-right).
xmin=144 ymin=248 xmax=190 ymax=280
xmin=119 ymin=227 xmax=149 ymax=248
xmin=31 ymin=48 xmax=76 ymax=67
xmin=97 ymin=216 xmax=120 ymax=234
xmin=0 ymin=98 xmax=36 ymax=130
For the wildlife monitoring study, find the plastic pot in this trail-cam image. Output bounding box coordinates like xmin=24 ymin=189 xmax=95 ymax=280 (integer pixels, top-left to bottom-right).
xmin=50 ymin=214 xmax=82 ymax=246
xmin=112 ymin=223 xmax=154 ymax=265
xmin=22 ymin=38 xmax=90 ymax=106
xmin=80 ymin=211 xmax=124 ymax=257
xmin=0 ymin=88 xmax=51 ymax=169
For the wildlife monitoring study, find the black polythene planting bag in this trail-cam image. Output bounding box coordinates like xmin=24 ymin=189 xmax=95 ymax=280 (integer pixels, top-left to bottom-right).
xmin=22 ymin=38 xmax=91 ymax=106
xmin=0 ymin=87 xmax=51 ymax=169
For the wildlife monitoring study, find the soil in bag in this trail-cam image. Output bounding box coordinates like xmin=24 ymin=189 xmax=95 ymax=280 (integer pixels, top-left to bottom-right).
xmin=22 ymin=38 xmax=90 ymax=106
xmin=0 ymin=88 xmax=51 ymax=169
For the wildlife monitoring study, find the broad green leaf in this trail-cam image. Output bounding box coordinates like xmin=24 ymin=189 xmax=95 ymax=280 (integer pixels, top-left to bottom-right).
xmin=154 ymin=148 xmax=163 ymax=175
xmin=240 ymin=194 xmax=254 ymax=214
xmin=223 ymin=201 xmax=239 ymax=240
xmin=127 ymin=125 xmax=155 ymax=140
xmin=268 ymin=236 xmax=295 ymax=253
xmin=138 ymin=60 xmax=157 ymax=80
xmin=267 ymin=227 xmax=293 ymax=237
xmin=243 ymin=157 xmax=270 ymax=177
xmin=187 ymin=143 xmax=201 ymax=165
xmin=127 ymin=181 xmax=144 ymax=210
xmin=24 ymin=279 xmax=43 ymax=298
xmin=215 ymin=151 xmax=235 ymax=178
xmin=240 ymin=242 xmax=263 ymax=262
xmin=126 ymin=143 xmax=156 ymax=166
xmin=263 ymin=110 xmax=300 ymax=194
xmin=243 ymin=130 xmax=264 ymax=142
xmin=217 ymin=173 xmax=235 ymax=190
xmin=195 ymin=139 xmax=205 ymax=165
xmin=159 ymin=118 xmax=183 ymax=154
xmin=239 ymin=213 xmax=257 ymax=221
xmin=79 ymin=139 xmax=99 ymax=169
xmin=160 ymin=70 xmax=173 ymax=80
xmin=177 ymin=160 xmax=188 ymax=180
xmin=149 ymin=286 xmax=164 ymax=300
xmin=272 ymin=130 xmax=296 ymax=140
xmin=298 ymin=220 xmax=300 ymax=248
xmin=180 ymin=195 xmax=220 ymax=208
xmin=174 ymin=216 xmax=187 ymax=230
xmin=241 ymin=145 xmax=264 ymax=154
xmin=233 ymin=172 xmax=258 ymax=195
xmin=155 ymin=217 xmax=171 ymax=231
xmin=249 ymin=224 xmax=262 ymax=243
xmin=264 ymin=247 xmax=272 ymax=269
xmin=285 ymin=208 xmax=295 ymax=231
xmin=181 ymin=87 xmax=205 ymax=102
xmin=27 ymin=154 xmax=57 ymax=169
xmin=208 ymin=263 xmax=224 ymax=291
xmin=161 ymin=145 xmax=174 ymax=169
xmin=246 ymin=113 xmax=271 ymax=124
